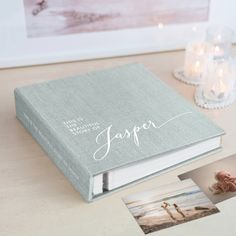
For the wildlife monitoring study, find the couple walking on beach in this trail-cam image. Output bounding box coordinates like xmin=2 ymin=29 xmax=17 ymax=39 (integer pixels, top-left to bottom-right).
xmin=161 ymin=202 xmax=186 ymax=221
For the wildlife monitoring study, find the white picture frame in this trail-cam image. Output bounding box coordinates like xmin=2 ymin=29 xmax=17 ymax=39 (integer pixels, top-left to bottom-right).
xmin=1 ymin=0 xmax=236 ymax=69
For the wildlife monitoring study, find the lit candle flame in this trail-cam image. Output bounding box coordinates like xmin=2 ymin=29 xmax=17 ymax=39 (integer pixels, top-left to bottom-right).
xmin=194 ymin=61 xmax=200 ymax=71
xmin=215 ymin=46 xmax=220 ymax=53
xmin=211 ymin=79 xmax=227 ymax=98
xmin=217 ymin=34 xmax=222 ymax=41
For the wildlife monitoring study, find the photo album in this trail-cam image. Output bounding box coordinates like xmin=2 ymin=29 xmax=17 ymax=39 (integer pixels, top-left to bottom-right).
xmin=15 ymin=63 xmax=224 ymax=202
xmin=14 ymin=63 xmax=236 ymax=233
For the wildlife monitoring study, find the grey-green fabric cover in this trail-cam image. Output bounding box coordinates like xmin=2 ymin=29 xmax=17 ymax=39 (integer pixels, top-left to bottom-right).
xmin=14 ymin=64 xmax=224 ymax=201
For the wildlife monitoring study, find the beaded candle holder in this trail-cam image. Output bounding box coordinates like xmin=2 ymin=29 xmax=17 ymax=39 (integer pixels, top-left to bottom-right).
xmin=195 ymin=58 xmax=236 ymax=109
xmin=173 ymin=41 xmax=212 ymax=86
xmin=206 ymin=26 xmax=234 ymax=60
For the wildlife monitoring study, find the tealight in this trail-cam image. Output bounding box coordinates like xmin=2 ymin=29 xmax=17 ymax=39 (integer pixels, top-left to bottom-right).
xmin=194 ymin=58 xmax=236 ymax=109
xmin=206 ymin=26 xmax=233 ymax=59
xmin=202 ymin=59 xmax=236 ymax=102
xmin=183 ymin=41 xmax=212 ymax=84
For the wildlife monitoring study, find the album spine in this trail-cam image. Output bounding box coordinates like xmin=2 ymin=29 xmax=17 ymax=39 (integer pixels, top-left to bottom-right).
xmin=14 ymin=88 xmax=92 ymax=202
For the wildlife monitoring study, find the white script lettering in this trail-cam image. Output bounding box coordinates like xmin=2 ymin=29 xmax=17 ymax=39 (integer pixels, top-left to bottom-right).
xmin=93 ymin=112 xmax=192 ymax=161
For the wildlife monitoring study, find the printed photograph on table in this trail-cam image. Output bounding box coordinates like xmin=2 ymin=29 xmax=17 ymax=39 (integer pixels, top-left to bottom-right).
xmin=23 ymin=0 xmax=210 ymax=38
xmin=179 ymin=154 xmax=236 ymax=204
xmin=123 ymin=179 xmax=219 ymax=234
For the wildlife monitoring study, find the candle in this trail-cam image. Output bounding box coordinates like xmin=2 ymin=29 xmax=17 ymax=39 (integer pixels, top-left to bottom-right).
xmin=206 ymin=26 xmax=233 ymax=59
xmin=203 ymin=59 xmax=236 ymax=102
xmin=213 ymin=45 xmax=224 ymax=57
xmin=184 ymin=41 xmax=212 ymax=83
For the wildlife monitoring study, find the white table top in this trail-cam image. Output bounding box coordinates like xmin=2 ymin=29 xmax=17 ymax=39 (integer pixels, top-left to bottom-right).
xmin=1 ymin=48 xmax=236 ymax=236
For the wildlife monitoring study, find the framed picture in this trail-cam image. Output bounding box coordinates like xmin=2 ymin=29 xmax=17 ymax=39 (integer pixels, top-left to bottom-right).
xmin=1 ymin=0 xmax=236 ymax=68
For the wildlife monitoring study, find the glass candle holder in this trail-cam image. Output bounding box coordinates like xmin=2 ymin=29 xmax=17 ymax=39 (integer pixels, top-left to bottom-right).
xmin=183 ymin=41 xmax=212 ymax=84
xmin=202 ymin=58 xmax=236 ymax=102
xmin=206 ymin=26 xmax=234 ymax=59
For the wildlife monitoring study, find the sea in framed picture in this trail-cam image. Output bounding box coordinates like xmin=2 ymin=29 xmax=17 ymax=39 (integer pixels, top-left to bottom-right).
xmin=23 ymin=0 xmax=210 ymax=38
xmin=0 ymin=1 xmax=236 ymax=68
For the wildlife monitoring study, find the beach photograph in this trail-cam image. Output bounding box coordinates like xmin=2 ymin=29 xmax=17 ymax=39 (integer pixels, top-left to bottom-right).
xmin=23 ymin=0 xmax=210 ymax=38
xmin=123 ymin=179 xmax=219 ymax=234
xmin=179 ymin=155 xmax=236 ymax=204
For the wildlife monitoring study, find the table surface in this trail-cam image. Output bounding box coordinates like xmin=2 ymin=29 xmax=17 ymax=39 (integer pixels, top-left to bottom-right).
xmin=1 ymin=49 xmax=236 ymax=236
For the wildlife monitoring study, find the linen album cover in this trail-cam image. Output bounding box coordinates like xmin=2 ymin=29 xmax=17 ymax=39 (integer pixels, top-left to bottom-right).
xmin=14 ymin=64 xmax=224 ymax=201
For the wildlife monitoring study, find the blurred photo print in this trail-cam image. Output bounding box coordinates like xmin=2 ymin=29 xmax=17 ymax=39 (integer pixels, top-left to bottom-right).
xmin=179 ymin=155 xmax=236 ymax=204
xmin=122 ymin=179 xmax=219 ymax=234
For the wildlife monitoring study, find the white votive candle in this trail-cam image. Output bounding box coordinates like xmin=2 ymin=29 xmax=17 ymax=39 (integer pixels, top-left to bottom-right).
xmin=206 ymin=26 xmax=233 ymax=59
xmin=203 ymin=59 xmax=236 ymax=102
xmin=184 ymin=41 xmax=212 ymax=83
